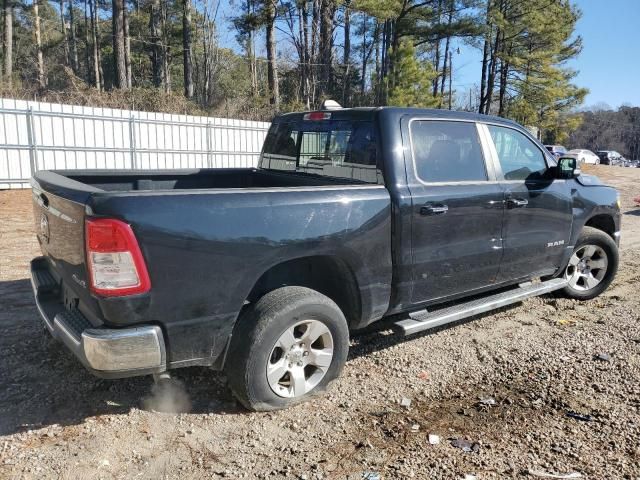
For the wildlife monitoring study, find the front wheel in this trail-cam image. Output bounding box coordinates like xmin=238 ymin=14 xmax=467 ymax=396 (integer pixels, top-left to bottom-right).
xmin=562 ymin=227 xmax=618 ymax=300
xmin=225 ymin=287 xmax=349 ymax=411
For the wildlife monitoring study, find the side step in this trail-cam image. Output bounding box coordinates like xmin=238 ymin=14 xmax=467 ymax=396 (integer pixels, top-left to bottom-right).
xmin=395 ymin=278 xmax=567 ymax=336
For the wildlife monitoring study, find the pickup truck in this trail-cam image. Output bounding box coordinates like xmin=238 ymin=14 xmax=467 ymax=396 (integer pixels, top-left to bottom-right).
xmin=30 ymin=107 xmax=621 ymax=411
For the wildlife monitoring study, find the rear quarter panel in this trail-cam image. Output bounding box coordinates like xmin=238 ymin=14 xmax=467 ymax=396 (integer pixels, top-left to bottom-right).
xmin=88 ymin=186 xmax=392 ymax=367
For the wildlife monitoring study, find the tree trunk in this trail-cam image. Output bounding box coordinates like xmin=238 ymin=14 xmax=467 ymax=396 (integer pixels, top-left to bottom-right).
xmin=439 ymin=4 xmax=453 ymax=107
xmin=60 ymin=0 xmax=70 ymax=66
xmin=378 ymin=20 xmax=388 ymax=103
xmin=124 ymin=1 xmax=132 ymax=88
xmin=360 ymin=15 xmax=369 ymax=95
xmin=497 ymin=41 xmax=509 ymax=116
xmin=374 ymin=20 xmax=380 ymax=98
xmin=484 ymin=25 xmax=500 ymax=114
xmin=89 ymin=0 xmax=101 ymax=89
xmin=318 ymin=0 xmax=334 ymax=97
xmin=386 ymin=19 xmax=397 ymax=99
xmin=310 ymin=0 xmax=319 ymax=103
xmin=301 ymin=1 xmax=309 ymax=107
xmin=439 ymin=36 xmax=449 ymax=106
xmin=448 ymin=50 xmax=452 ymax=110
xmin=265 ymin=0 xmax=279 ymax=107
xmin=84 ymin=0 xmax=91 ymax=83
xmin=161 ymin=0 xmax=171 ymax=92
xmin=342 ymin=2 xmax=350 ymax=104
xmin=2 ymin=0 xmax=12 ymax=84
xmin=478 ymin=0 xmax=491 ymax=113
xmin=34 ymin=0 xmax=45 ymax=87
xmin=248 ymin=0 xmax=257 ymax=97
xmin=182 ymin=0 xmax=193 ymax=98
xmin=69 ymin=0 xmax=79 ymax=73
xmin=150 ymin=0 xmax=163 ymax=87
xmin=112 ymin=0 xmax=128 ymax=88
xmin=432 ymin=0 xmax=442 ymax=96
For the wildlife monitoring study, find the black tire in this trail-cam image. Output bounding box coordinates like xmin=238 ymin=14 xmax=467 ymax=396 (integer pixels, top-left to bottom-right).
xmin=562 ymin=226 xmax=618 ymax=300
xmin=224 ymin=286 xmax=349 ymax=411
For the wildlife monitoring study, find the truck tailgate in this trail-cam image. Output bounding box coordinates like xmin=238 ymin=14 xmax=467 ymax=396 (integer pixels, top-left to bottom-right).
xmin=31 ymin=175 xmax=94 ymax=311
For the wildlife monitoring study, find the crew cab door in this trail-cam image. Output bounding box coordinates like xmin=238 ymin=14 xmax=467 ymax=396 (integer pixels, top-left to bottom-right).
xmin=481 ymin=123 xmax=573 ymax=282
xmin=405 ymin=118 xmax=505 ymax=304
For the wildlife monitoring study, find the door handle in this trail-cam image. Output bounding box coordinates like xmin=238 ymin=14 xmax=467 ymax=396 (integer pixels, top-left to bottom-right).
xmin=506 ymin=197 xmax=528 ymax=208
xmin=420 ymin=203 xmax=449 ymax=216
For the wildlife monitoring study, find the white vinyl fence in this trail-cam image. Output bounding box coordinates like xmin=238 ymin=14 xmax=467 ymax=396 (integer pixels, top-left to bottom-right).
xmin=0 ymin=98 xmax=271 ymax=189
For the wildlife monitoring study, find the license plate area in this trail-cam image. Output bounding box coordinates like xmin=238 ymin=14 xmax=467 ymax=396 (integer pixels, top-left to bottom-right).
xmin=62 ymin=284 xmax=80 ymax=311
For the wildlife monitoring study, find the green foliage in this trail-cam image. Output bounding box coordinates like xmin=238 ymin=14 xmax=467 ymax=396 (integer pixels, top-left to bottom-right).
xmin=490 ymin=0 xmax=587 ymax=138
xmin=0 ymin=0 xmax=595 ymax=125
xmin=387 ymin=40 xmax=438 ymax=108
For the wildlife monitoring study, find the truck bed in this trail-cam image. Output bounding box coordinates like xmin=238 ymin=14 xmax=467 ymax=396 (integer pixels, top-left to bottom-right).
xmin=49 ymin=167 xmax=363 ymax=193
xmin=30 ymin=167 xmax=393 ymax=372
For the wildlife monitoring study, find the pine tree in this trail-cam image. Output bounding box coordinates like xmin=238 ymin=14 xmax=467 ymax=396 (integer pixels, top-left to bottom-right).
xmin=387 ymin=40 xmax=438 ymax=107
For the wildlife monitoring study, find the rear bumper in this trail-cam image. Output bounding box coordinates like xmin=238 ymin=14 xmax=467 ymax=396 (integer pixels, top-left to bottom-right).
xmin=31 ymin=257 xmax=167 ymax=379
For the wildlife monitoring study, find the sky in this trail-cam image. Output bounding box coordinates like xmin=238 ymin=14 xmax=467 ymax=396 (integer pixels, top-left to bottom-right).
xmin=215 ymin=0 xmax=640 ymax=109
xmin=450 ymin=0 xmax=640 ymax=109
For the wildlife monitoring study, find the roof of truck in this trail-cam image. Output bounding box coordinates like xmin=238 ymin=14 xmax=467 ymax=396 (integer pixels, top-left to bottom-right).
xmin=275 ymin=106 xmax=521 ymax=128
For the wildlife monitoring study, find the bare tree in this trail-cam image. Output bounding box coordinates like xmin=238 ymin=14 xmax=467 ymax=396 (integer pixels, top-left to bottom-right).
xmin=2 ymin=0 xmax=12 ymax=84
xmin=34 ymin=0 xmax=45 ymax=87
xmin=112 ymin=0 xmax=128 ymax=88
xmin=69 ymin=0 xmax=80 ymax=73
xmin=89 ymin=0 xmax=101 ymax=89
xmin=342 ymin=1 xmax=351 ymax=103
xmin=124 ymin=1 xmax=132 ymax=88
xmin=318 ymin=0 xmax=335 ymax=96
xmin=150 ymin=0 xmax=163 ymax=87
xmin=182 ymin=0 xmax=194 ymax=98
xmin=265 ymin=0 xmax=279 ymax=107
xmin=161 ymin=0 xmax=171 ymax=92
xmin=60 ymin=0 xmax=70 ymax=66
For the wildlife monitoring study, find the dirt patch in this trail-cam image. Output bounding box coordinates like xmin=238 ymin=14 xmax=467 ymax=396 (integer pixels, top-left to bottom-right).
xmin=1 ymin=166 xmax=640 ymax=479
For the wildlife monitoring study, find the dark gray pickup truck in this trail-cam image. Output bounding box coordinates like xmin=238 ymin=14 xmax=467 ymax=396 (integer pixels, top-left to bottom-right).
xmin=30 ymin=107 xmax=621 ymax=410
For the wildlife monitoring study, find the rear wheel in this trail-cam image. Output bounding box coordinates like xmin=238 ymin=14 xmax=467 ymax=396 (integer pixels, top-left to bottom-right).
xmin=225 ymin=287 xmax=349 ymax=411
xmin=562 ymin=227 xmax=618 ymax=300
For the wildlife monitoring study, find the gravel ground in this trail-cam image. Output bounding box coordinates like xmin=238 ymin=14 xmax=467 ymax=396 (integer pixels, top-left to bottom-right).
xmin=0 ymin=165 xmax=639 ymax=480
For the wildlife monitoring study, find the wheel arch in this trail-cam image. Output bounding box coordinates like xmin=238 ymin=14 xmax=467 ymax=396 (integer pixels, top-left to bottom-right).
xmin=244 ymin=255 xmax=362 ymax=328
xmin=584 ymin=214 xmax=616 ymax=239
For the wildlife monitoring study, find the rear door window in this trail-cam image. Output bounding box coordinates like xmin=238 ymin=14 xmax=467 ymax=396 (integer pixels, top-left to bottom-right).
xmin=410 ymin=120 xmax=488 ymax=183
xmin=260 ymin=119 xmax=381 ymax=183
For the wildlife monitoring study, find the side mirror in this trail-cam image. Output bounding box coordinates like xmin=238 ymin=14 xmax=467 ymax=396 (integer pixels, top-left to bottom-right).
xmin=557 ymin=156 xmax=581 ymax=179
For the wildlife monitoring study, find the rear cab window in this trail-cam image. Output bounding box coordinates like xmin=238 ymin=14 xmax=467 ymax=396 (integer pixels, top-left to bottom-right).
xmin=260 ymin=116 xmax=382 ymax=184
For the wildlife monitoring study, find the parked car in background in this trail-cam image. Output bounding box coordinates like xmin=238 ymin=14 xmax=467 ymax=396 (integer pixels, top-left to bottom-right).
xmin=597 ymin=150 xmax=623 ymax=165
xmin=568 ymin=149 xmax=600 ymax=165
xmin=545 ymin=145 xmax=568 ymax=158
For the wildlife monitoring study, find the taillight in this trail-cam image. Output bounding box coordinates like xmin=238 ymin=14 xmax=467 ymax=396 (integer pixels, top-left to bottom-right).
xmin=85 ymin=218 xmax=151 ymax=297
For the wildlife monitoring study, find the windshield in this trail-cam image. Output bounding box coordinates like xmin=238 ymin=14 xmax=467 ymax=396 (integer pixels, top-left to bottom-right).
xmin=259 ymin=119 xmax=382 ymax=184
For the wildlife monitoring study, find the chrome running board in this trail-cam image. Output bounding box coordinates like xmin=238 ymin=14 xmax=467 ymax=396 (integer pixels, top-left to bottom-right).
xmin=395 ymin=278 xmax=567 ymax=336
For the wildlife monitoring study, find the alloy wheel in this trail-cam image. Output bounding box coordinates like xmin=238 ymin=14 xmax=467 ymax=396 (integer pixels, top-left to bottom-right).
xmin=565 ymin=244 xmax=609 ymax=292
xmin=266 ymin=320 xmax=334 ymax=398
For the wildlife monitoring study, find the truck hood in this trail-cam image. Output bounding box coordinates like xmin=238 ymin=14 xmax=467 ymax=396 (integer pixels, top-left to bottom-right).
xmin=576 ymin=173 xmax=606 ymax=187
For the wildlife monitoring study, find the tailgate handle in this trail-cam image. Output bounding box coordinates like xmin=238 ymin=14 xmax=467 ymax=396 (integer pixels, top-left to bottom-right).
xmin=39 ymin=193 xmax=49 ymax=208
